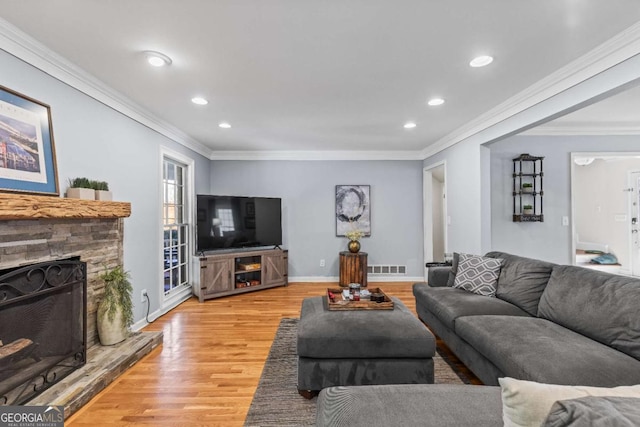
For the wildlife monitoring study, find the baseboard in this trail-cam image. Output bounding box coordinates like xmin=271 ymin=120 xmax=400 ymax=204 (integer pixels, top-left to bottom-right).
xmin=289 ymin=276 xmax=339 ymax=282
xmin=289 ymin=276 xmax=424 ymax=283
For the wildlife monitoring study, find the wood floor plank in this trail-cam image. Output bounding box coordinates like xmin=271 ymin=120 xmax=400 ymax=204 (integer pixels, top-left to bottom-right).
xmin=66 ymin=282 xmax=477 ymax=426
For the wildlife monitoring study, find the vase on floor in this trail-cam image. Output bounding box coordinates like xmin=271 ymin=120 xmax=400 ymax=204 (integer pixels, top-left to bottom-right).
xmin=348 ymin=240 xmax=361 ymax=253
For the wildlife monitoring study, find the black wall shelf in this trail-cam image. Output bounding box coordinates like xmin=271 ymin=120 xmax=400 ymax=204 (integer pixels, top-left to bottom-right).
xmin=512 ymin=153 xmax=544 ymax=222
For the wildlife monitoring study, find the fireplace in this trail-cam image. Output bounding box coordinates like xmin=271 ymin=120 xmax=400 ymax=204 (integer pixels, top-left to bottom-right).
xmin=0 ymin=258 xmax=86 ymax=405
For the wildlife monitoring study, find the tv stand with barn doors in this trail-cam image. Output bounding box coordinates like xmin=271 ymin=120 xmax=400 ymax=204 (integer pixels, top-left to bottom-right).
xmin=192 ymin=248 xmax=288 ymax=302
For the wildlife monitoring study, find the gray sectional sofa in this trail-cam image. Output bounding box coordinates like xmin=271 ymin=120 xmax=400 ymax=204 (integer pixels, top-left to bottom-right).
xmin=413 ymin=251 xmax=640 ymax=387
xmin=315 ymin=251 xmax=640 ymax=426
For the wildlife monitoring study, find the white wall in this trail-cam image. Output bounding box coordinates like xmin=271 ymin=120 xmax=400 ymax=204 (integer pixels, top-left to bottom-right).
xmin=490 ymin=135 xmax=640 ymax=264
xmin=574 ymin=157 xmax=640 ymax=268
xmin=210 ymin=160 xmax=424 ymax=279
xmin=0 ymin=49 xmax=211 ymax=323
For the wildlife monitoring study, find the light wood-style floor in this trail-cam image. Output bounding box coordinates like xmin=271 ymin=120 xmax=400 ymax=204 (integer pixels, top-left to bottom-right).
xmin=65 ymin=283 xmax=460 ymax=426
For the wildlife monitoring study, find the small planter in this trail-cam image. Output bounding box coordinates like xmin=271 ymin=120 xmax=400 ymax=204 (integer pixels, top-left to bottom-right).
xmin=521 ymin=186 xmax=533 ymax=194
xmin=523 ymin=206 xmax=534 ymax=215
xmin=67 ymin=187 xmax=95 ymax=200
xmin=95 ymin=190 xmax=113 ymax=201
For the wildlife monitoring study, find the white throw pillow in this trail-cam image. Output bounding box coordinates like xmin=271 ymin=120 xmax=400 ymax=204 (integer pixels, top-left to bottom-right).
xmin=500 ymin=377 xmax=640 ymax=427
xmin=452 ymin=253 xmax=502 ymax=297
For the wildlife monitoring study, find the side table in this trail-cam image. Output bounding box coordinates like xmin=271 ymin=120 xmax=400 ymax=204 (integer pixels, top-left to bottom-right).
xmin=339 ymin=251 xmax=367 ymax=287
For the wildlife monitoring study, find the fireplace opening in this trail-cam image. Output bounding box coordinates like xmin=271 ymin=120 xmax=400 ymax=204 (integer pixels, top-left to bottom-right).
xmin=0 ymin=258 xmax=86 ymax=405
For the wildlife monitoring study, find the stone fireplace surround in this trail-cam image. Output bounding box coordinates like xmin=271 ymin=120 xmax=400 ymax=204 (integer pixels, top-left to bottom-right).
xmin=0 ymin=193 xmax=162 ymax=417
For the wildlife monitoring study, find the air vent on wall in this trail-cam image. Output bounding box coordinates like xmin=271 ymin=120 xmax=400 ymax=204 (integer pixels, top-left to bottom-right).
xmin=367 ymin=265 xmax=407 ymax=275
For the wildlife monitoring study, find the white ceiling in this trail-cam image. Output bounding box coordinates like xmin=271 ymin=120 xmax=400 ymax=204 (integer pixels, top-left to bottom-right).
xmin=1 ymin=1 xmax=640 ymax=154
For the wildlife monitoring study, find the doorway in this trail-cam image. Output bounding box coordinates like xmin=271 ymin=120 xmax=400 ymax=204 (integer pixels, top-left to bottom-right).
xmin=423 ymin=162 xmax=447 ymax=279
xmin=571 ymin=152 xmax=640 ymax=276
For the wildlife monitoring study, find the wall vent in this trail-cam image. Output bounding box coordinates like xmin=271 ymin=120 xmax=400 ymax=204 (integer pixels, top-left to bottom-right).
xmin=367 ymin=265 xmax=407 ymax=275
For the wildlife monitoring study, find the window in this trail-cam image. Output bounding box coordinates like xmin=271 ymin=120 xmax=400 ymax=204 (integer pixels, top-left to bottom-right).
xmin=163 ymin=158 xmax=189 ymax=297
xmin=217 ymin=208 xmax=235 ymax=235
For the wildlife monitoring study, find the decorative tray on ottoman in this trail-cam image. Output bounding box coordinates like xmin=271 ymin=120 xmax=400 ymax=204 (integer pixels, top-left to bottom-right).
xmin=326 ymin=287 xmax=394 ymax=311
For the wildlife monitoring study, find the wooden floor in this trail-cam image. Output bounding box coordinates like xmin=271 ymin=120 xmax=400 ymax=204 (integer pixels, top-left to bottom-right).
xmin=67 ymin=282 xmax=477 ymax=426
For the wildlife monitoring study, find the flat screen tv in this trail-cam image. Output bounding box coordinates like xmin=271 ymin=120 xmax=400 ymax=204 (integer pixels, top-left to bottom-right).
xmin=196 ymin=195 xmax=282 ymax=252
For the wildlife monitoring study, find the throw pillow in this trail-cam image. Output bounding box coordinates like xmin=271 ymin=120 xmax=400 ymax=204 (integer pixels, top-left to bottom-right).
xmin=452 ymin=253 xmax=502 ymax=297
xmin=542 ymin=396 xmax=640 ymax=427
xmin=590 ymin=253 xmax=619 ymax=265
xmin=446 ymin=252 xmax=460 ymax=287
xmin=499 ymin=377 xmax=640 ymax=427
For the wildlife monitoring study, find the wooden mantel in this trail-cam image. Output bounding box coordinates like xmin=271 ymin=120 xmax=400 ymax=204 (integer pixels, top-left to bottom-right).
xmin=0 ymin=193 xmax=131 ymax=220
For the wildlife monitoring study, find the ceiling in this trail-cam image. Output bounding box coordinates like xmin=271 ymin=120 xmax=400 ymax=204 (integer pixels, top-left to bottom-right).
xmin=1 ymin=1 xmax=640 ymax=155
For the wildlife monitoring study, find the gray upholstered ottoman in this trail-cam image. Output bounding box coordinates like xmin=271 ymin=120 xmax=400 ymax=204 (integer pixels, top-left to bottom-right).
xmin=297 ymin=296 xmax=435 ymax=397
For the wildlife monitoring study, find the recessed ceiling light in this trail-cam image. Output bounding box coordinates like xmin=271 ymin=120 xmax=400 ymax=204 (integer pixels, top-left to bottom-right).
xmin=404 ymin=122 xmax=416 ymax=129
xmin=427 ymin=98 xmax=445 ymax=106
xmin=219 ymin=122 xmax=231 ymax=129
xmin=470 ymin=55 xmax=493 ymax=67
xmin=191 ymin=97 xmax=208 ymax=105
xmin=144 ymin=51 xmax=172 ymax=67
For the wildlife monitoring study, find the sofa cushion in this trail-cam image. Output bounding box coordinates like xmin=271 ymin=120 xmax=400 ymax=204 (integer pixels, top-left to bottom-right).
xmin=456 ymin=315 xmax=640 ymax=387
xmin=485 ymin=251 xmax=555 ymax=316
xmin=499 ymin=377 xmax=640 ymax=427
xmin=413 ymin=284 xmax=529 ymax=331
xmin=453 ymin=253 xmax=503 ymax=297
xmin=538 ymin=265 xmax=640 ymax=360
xmin=317 ymin=384 xmax=503 ymax=427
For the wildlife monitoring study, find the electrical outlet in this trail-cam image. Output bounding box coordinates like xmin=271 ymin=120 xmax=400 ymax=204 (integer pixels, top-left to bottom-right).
xmin=320 ymin=259 xmax=326 ymax=267
xmin=562 ymin=216 xmax=569 ymax=226
xmin=141 ymin=289 xmax=148 ymax=303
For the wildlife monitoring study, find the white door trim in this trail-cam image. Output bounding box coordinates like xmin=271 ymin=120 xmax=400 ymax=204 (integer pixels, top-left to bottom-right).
xmin=628 ymin=169 xmax=640 ymax=276
xmin=423 ymin=160 xmax=447 ymax=280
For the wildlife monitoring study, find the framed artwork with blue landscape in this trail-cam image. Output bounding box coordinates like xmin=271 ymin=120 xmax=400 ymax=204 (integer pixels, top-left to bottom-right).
xmin=0 ymin=85 xmax=59 ymax=195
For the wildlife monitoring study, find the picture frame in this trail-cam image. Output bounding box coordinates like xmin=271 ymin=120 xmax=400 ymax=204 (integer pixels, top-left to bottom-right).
xmin=336 ymin=185 xmax=371 ymax=237
xmin=246 ymin=201 xmax=255 ymax=217
xmin=0 ymin=85 xmax=59 ymax=195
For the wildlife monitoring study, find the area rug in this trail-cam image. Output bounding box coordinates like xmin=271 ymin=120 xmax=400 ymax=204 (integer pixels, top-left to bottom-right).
xmin=244 ymin=318 xmax=472 ymax=426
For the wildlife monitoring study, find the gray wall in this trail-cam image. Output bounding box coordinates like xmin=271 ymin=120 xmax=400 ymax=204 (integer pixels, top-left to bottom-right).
xmin=423 ymin=142 xmax=488 ymax=255
xmin=489 ymin=134 xmax=640 ymax=264
xmin=1 ymin=49 xmax=211 ymax=323
xmin=210 ymin=160 xmax=424 ymax=279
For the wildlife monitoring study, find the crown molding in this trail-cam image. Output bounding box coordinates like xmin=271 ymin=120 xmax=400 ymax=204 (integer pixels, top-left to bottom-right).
xmin=0 ymin=18 xmax=213 ymax=159
xmin=522 ymin=122 xmax=640 ymax=136
xmin=420 ymin=21 xmax=640 ymax=159
xmin=209 ymin=150 xmax=423 ymax=161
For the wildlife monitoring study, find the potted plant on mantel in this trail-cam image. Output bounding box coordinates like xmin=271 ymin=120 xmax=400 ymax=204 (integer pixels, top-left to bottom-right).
xmin=66 ymin=177 xmax=94 ymax=200
xmin=523 ymin=204 xmax=534 ymax=215
xmin=93 ymin=181 xmax=112 ymax=201
xmin=96 ymin=265 xmax=133 ymax=346
xmin=67 ymin=178 xmax=113 ymax=201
